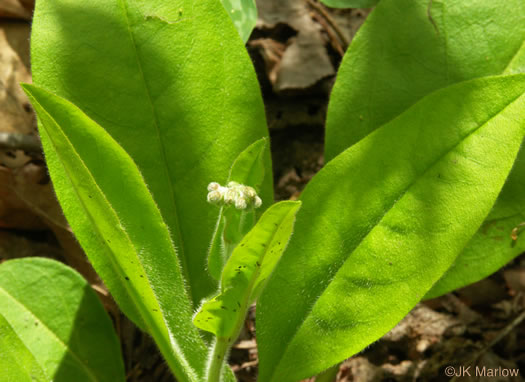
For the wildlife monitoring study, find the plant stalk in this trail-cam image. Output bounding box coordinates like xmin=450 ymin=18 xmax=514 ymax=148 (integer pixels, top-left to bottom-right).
xmin=207 ymin=337 xmax=230 ymax=382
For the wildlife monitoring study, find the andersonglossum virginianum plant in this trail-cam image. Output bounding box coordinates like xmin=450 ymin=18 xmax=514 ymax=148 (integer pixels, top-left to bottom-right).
xmin=1 ymin=0 xmax=524 ymax=382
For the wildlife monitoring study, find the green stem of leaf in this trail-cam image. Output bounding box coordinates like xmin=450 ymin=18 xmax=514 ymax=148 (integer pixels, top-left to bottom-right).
xmin=207 ymin=337 xmax=230 ymax=382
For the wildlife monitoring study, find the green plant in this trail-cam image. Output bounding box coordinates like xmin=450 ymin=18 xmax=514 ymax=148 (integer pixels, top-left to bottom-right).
xmin=1 ymin=0 xmax=524 ymax=381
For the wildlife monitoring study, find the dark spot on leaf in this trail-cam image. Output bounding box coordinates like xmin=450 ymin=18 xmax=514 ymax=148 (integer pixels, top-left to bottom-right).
xmin=140 ymin=275 xmax=144 ymax=278
xmin=88 ymin=195 xmax=92 ymax=199
xmin=125 ymin=276 xmax=130 ymax=281
xmin=389 ymin=262 xmax=393 ymax=266
xmin=256 ymin=261 xmax=261 ymax=267
xmin=237 ymin=302 xmax=241 ymax=308
xmin=153 ymin=309 xmax=158 ymax=312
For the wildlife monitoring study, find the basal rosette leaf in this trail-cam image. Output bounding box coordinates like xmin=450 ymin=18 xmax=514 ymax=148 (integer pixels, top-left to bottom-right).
xmin=325 ymin=0 xmax=525 ymax=298
xmin=0 ymin=258 xmax=124 ymax=382
xmin=258 ymin=75 xmax=525 ymax=381
xmin=31 ymin=0 xmax=272 ymax=306
xmin=0 ymin=313 xmax=49 ymax=382
xmin=22 ymin=84 xmax=210 ymax=382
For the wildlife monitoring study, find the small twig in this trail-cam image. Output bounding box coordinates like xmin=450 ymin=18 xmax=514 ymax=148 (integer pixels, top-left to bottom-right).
xmin=310 ymin=12 xmax=345 ymax=56
xmin=306 ymin=0 xmax=350 ymax=50
xmin=451 ymin=309 xmax=525 ymax=382
xmin=0 ymin=132 xmax=41 ymax=152
xmin=473 ymin=310 xmax=525 ymax=360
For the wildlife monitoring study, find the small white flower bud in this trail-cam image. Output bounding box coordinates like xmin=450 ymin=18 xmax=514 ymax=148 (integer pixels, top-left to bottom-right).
xmin=245 ymin=187 xmax=256 ymax=199
xmin=207 ymin=182 xmax=220 ymax=192
xmin=207 ymin=190 xmax=222 ymax=204
xmin=235 ymin=197 xmax=248 ymax=210
xmin=223 ymin=189 xmax=237 ymax=204
xmin=254 ymin=196 xmax=262 ymax=208
xmin=227 ymin=181 xmax=239 ymax=188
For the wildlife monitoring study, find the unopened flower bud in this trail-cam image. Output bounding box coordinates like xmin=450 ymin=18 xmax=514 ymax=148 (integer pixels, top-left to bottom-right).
xmin=207 ymin=182 xmax=220 ymax=192
xmin=254 ymin=196 xmax=262 ymax=208
xmin=235 ymin=197 xmax=248 ymax=210
xmin=227 ymin=181 xmax=239 ymax=188
xmin=223 ymin=189 xmax=237 ymax=204
xmin=207 ymin=190 xmax=222 ymax=204
xmin=245 ymin=187 xmax=257 ymax=199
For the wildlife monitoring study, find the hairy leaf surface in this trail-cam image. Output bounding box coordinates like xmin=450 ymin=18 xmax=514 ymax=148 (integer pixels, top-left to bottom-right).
xmin=31 ymin=0 xmax=272 ymax=306
xmin=196 ymin=201 xmax=300 ymax=338
xmin=0 ymin=258 xmax=124 ymax=382
xmin=23 ymin=85 xmax=209 ymax=382
xmin=258 ymin=75 xmax=525 ymax=381
xmin=0 ymin=313 xmax=49 ymax=382
xmin=325 ymin=0 xmax=525 ymax=298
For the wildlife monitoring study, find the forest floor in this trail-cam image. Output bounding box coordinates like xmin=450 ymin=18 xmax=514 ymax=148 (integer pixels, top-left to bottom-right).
xmin=0 ymin=1 xmax=524 ymax=381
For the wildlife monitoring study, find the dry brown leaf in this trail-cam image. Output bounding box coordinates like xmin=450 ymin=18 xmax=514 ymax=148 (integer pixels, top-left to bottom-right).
xmin=0 ymin=0 xmax=34 ymax=20
xmin=255 ymin=0 xmax=335 ymax=91
xmin=0 ymin=23 xmax=34 ymax=135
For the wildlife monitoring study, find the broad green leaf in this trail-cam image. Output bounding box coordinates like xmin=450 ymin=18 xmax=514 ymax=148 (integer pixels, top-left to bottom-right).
xmin=0 ymin=258 xmax=123 ymax=382
xmin=320 ymin=0 xmax=380 ymax=8
xmin=425 ymin=152 xmax=525 ymax=299
xmin=258 ymin=75 xmax=525 ymax=381
xmin=0 ymin=313 xmax=49 ymax=382
xmin=208 ymin=138 xmax=268 ymax=280
xmin=196 ymin=201 xmax=301 ymax=339
xmin=325 ymin=0 xmax=525 ymax=298
xmin=427 ymin=34 xmax=525 ymax=298
xmin=31 ymin=0 xmax=272 ymax=306
xmin=221 ymin=0 xmax=258 ymax=43
xmin=22 ymin=85 xmax=208 ymax=382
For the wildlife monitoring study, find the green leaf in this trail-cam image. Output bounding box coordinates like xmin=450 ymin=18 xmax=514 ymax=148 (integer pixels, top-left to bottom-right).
xmin=195 ymin=201 xmax=301 ymax=339
xmin=22 ymin=84 xmax=208 ymax=382
xmin=0 ymin=313 xmax=50 ymax=382
xmin=425 ymin=152 xmax=525 ymax=299
xmin=320 ymin=0 xmax=380 ymax=8
xmin=325 ymin=0 xmax=525 ymax=297
xmin=208 ymin=138 xmax=268 ymax=280
xmin=0 ymin=258 xmax=124 ymax=382
xmin=221 ymin=0 xmax=258 ymax=43
xmin=31 ymin=0 xmax=272 ymax=306
xmin=258 ymin=75 xmax=525 ymax=381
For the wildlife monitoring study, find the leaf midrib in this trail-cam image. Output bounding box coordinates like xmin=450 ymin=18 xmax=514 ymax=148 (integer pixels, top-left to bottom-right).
xmin=268 ymin=87 xmax=525 ymax=380
xmin=116 ymin=0 xmax=192 ymax=298
xmin=0 ymin=286 xmax=98 ymax=382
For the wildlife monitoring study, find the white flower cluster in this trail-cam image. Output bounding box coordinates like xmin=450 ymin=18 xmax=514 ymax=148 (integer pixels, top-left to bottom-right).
xmin=207 ymin=181 xmax=262 ymax=210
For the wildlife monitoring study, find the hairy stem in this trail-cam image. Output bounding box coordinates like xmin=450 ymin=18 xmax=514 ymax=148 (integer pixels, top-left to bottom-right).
xmin=207 ymin=337 xmax=230 ymax=382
